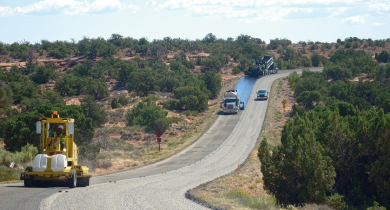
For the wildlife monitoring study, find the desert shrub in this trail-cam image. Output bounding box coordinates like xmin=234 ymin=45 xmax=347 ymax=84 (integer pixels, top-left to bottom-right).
xmin=79 ymin=142 xmax=100 ymax=161
xmin=97 ymin=160 xmax=113 ymax=169
xmin=118 ymin=95 xmax=130 ymax=106
xmin=183 ymin=110 xmax=200 ymax=117
xmin=239 ymin=194 xmax=277 ymax=210
xmin=323 ymin=65 xmax=352 ymax=80
xmin=94 ymin=133 xmax=115 ymax=150
xmin=126 ymin=102 xmax=172 ymax=132
xmin=325 ymin=194 xmax=348 ymax=210
xmin=163 ymin=100 xmax=179 ymax=110
xmin=111 ymin=98 xmax=119 ymax=109
xmin=81 ymin=96 xmax=108 ymax=127
xmin=1 ymin=143 xmax=38 ymax=165
xmin=142 ymin=95 xmax=159 ymax=102
xmin=367 ymin=202 xmax=386 ymax=210
xmin=223 ymin=188 xmax=250 ymax=199
xmin=0 ymin=166 xmax=23 ymax=182
xmin=29 ymin=63 xmax=57 ymax=84
xmin=82 ymin=81 xmax=109 ymax=100
xmin=223 ymin=188 xmax=277 ymax=210
xmin=122 ymin=143 xmax=135 ymax=151
xmin=232 ymin=66 xmax=241 ymax=74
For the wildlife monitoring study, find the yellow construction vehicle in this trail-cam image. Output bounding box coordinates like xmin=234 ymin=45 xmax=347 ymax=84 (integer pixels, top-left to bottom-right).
xmin=20 ymin=111 xmax=91 ymax=188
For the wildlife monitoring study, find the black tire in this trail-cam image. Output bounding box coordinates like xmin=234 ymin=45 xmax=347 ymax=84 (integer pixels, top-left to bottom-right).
xmin=24 ymin=177 xmax=32 ymax=187
xmin=69 ymin=170 xmax=77 ymax=188
xmin=77 ymin=177 xmax=90 ymax=187
xmin=24 ymin=167 xmax=33 ymax=187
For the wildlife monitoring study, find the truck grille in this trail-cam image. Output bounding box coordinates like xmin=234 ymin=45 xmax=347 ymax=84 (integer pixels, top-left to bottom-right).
xmin=227 ymin=104 xmax=234 ymax=109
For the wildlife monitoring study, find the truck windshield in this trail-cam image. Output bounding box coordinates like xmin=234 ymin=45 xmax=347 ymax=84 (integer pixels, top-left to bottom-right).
xmin=258 ymin=90 xmax=267 ymax=94
xmin=225 ymin=99 xmax=236 ymax=103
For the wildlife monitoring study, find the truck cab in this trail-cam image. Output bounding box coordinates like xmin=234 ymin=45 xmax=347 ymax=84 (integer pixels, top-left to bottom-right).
xmin=221 ymin=90 xmax=244 ymax=114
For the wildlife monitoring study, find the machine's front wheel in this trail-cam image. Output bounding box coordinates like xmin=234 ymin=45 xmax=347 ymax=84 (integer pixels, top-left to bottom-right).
xmin=23 ymin=167 xmax=33 ymax=187
xmin=24 ymin=177 xmax=32 ymax=187
xmin=69 ymin=170 xmax=77 ymax=188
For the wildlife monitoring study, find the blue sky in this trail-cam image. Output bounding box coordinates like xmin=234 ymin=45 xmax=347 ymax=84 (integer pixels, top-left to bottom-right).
xmin=1 ymin=0 xmax=389 ymax=44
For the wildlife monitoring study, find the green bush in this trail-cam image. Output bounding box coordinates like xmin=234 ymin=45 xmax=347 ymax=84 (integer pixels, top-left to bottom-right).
xmin=118 ymin=95 xmax=130 ymax=106
xmin=223 ymin=188 xmax=250 ymax=199
xmin=367 ymin=202 xmax=386 ymax=210
xmin=111 ymin=98 xmax=119 ymax=109
xmin=325 ymin=194 xmax=348 ymax=210
xmin=82 ymin=80 xmax=109 ymax=100
xmin=223 ymin=188 xmax=278 ymax=210
xmin=232 ymin=66 xmax=241 ymax=74
xmin=81 ymin=96 xmax=108 ymax=127
xmin=239 ymin=194 xmax=277 ymax=210
xmin=29 ymin=63 xmax=57 ymax=84
xmin=126 ymin=102 xmax=172 ymax=132
xmin=0 ymin=166 xmax=23 ymax=182
xmin=183 ymin=110 xmax=200 ymax=117
xmin=142 ymin=95 xmax=159 ymax=102
xmin=0 ymin=143 xmax=38 ymax=166
xmin=163 ymin=100 xmax=179 ymax=110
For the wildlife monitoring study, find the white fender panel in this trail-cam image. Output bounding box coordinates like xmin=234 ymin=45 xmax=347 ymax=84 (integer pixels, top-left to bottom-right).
xmin=51 ymin=154 xmax=67 ymax=172
xmin=32 ymin=154 xmax=48 ymax=172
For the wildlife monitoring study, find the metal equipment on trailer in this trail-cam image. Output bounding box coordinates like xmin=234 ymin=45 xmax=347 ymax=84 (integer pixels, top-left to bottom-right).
xmin=20 ymin=111 xmax=91 ymax=188
xmin=244 ymin=55 xmax=278 ymax=77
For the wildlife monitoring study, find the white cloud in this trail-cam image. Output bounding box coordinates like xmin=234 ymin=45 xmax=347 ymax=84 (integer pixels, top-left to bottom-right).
xmin=373 ymin=22 xmax=384 ymax=25
xmin=146 ymin=0 xmax=157 ymax=6
xmin=0 ymin=0 xmax=139 ymax=16
xmin=153 ymin=0 xmax=390 ymax=22
xmin=341 ymin=15 xmax=365 ymax=24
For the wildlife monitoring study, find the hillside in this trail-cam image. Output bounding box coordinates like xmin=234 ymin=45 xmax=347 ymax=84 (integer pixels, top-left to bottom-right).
xmin=0 ymin=35 xmax=389 ymax=176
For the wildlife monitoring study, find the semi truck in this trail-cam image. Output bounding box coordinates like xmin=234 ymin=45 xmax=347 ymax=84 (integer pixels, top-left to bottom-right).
xmin=221 ymin=90 xmax=245 ymax=114
xmin=244 ymin=55 xmax=278 ymax=77
xmin=20 ymin=111 xmax=91 ymax=188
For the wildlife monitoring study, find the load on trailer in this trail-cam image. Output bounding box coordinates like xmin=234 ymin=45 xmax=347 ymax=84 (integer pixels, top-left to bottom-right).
xmin=221 ymin=90 xmax=245 ymax=114
xmin=20 ymin=111 xmax=91 ymax=188
xmin=244 ymin=55 xmax=278 ymax=77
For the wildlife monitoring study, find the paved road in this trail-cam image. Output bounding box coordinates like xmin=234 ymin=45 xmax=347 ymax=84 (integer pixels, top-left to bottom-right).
xmin=0 ymin=68 xmax=322 ymax=210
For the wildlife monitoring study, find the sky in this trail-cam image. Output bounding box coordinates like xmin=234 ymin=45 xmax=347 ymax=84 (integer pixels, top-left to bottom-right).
xmin=0 ymin=0 xmax=389 ymax=44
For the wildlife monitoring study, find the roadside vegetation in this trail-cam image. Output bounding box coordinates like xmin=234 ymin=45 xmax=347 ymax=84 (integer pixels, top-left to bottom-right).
xmin=190 ymin=47 xmax=390 ymax=209
xmin=0 ymin=34 xmax=390 ymax=209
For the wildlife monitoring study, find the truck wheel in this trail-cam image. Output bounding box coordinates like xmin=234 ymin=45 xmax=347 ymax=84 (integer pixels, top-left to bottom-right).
xmin=69 ymin=170 xmax=77 ymax=188
xmin=24 ymin=177 xmax=32 ymax=187
xmin=24 ymin=167 xmax=33 ymax=187
xmin=77 ymin=177 xmax=90 ymax=187
xmin=83 ymin=177 xmax=90 ymax=187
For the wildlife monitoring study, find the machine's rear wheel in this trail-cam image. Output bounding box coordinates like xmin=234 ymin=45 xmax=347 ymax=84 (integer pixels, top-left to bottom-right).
xmin=69 ymin=170 xmax=77 ymax=188
xmin=77 ymin=177 xmax=90 ymax=187
xmin=82 ymin=177 xmax=90 ymax=187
